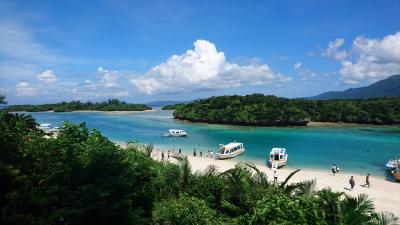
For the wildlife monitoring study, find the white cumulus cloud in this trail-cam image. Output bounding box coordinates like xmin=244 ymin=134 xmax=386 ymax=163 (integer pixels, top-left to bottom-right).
xmin=325 ymin=32 xmax=400 ymax=84
xmin=130 ymin=39 xmax=292 ymax=94
xmin=16 ymin=82 xmax=37 ymax=96
xmin=98 ymin=67 xmax=118 ymax=87
xmin=37 ymin=69 xmax=58 ymax=83
xmin=293 ymin=62 xmax=317 ymax=81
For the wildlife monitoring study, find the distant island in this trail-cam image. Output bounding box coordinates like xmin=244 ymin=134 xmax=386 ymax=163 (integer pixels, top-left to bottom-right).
xmin=309 ymin=74 xmax=400 ymax=100
xmin=5 ymin=99 xmax=152 ymax=112
xmin=172 ymin=94 xmax=400 ymax=126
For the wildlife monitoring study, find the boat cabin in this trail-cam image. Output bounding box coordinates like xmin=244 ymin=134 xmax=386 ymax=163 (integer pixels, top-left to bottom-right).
xmin=268 ymin=147 xmax=288 ymax=169
xmin=270 ymin=148 xmax=286 ymax=161
xmin=162 ymin=129 xmax=188 ymax=137
xmin=219 ymin=143 xmax=244 ymax=154
xmin=216 ymin=142 xmax=245 ymax=159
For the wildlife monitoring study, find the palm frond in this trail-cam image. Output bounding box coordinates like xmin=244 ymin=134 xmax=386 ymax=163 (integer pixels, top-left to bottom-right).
xmin=371 ymin=211 xmax=399 ymax=225
xmin=203 ymin=165 xmax=219 ymax=176
xmin=245 ymin=163 xmax=269 ymax=187
xmin=279 ymin=169 xmax=301 ymax=188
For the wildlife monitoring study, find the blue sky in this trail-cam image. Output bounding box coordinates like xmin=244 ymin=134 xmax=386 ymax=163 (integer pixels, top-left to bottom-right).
xmin=0 ymin=0 xmax=399 ymax=104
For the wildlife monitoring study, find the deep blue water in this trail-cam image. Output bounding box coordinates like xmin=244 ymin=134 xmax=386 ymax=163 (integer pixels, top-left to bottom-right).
xmin=25 ymin=110 xmax=400 ymax=176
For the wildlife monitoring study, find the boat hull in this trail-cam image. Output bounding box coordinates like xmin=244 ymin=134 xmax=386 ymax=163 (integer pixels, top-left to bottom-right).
xmin=393 ymin=171 xmax=400 ymax=181
xmin=268 ymin=160 xmax=287 ymax=168
xmin=216 ymin=149 xmax=245 ymax=160
xmin=162 ymin=133 xmax=187 ymax=137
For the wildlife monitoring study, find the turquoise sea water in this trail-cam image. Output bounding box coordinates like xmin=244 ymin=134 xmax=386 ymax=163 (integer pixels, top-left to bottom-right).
xmin=26 ymin=110 xmax=400 ymax=176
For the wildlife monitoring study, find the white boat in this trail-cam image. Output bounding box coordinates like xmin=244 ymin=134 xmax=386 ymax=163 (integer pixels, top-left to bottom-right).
xmin=38 ymin=123 xmax=51 ymax=129
xmin=386 ymin=158 xmax=400 ymax=170
xmin=162 ymin=129 xmax=188 ymax=137
xmin=268 ymin=148 xmax=288 ymax=169
xmin=215 ymin=142 xmax=245 ymax=160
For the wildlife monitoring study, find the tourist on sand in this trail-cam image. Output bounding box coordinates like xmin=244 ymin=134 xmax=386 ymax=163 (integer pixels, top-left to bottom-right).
xmin=200 ymin=149 xmax=203 ymax=157
xmin=178 ymin=148 xmax=181 ymax=155
xmin=336 ymin=166 xmax=340 ymax=173
xmin=366 ymin=174 xmax=370 ymax=188
xmin=167 ymin=150 xmax=170 ymax=159
xmin=332 ymin=164 xmax=337 ymax=174
xmin=349 ymin=176 xmax=355 ymax=190
xmin=193 ymin=149 xmax=197 ymax=157
xmin=274 ymin=171 xmax=278 ymax=184
xmin=161 ymin=151 xmax=165 ymax=161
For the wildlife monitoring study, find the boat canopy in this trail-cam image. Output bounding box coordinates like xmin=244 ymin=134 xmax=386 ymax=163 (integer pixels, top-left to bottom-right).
xmin=221 ymin=142 xmax=243 ymax=150
xmin=271 ymin=147 xmax=286 ymax=155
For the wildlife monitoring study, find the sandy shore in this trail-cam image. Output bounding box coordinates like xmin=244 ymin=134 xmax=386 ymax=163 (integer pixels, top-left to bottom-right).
xmin=148 ymin=148 xmax=400 ymax=216
xmin=67 ymin=109 xmax=156 ymax=113
xmin=9 ymin=109 xmax=156 ymax=113
xmin=307 ymin=121 xmax=364 ymax=127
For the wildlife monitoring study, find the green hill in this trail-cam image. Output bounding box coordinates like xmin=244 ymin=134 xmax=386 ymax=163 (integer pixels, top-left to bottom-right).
xmin=310 ymin=75 xmax=400 ymax=100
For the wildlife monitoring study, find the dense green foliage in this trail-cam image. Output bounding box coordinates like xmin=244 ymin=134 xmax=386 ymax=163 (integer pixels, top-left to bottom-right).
xmin=5 ymin=99 xmax=151 ymax=112
xmin=1 ymin=107 xmax=398 ymax=224
xmin=161 ymin=103 xmax=185 ymax=110
xmin=173 ymin=94 xmax=400 ymax=126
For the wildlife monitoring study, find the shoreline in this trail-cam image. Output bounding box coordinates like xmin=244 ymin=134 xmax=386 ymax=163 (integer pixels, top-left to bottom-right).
xmin=116 ymin=142 xmax=400 ymax=216
xmin=156 ymin=149 xmax=400 ymax=216
xmin=9 ymin=109 xmax=156 ymax=113
xmin=173 ymin=117 xmax=399 ymax=128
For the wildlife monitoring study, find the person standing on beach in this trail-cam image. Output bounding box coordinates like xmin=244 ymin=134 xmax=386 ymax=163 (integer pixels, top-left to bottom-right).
xmin=336 ymin=166 xmax=340 ymax=173
xmin=167 ymin=150 xmax=170 ymax=159
xmin=161 ymin=151 xmax=165 ymax=161
xmin=273 ymin=171 xmax=278 ymax=184
xmin=332 ymin=164 xmax=337 ymax=174
xmin=366 ymin=174 xmax=370 ymax=188
xmin=349 ymin=176 xmax=355 ymax=190
xmin=200 ymin=149 xmax=203 ymax=157
xmin=178 ymin=148 xmax=181 ymax=155
xmin=193 ymin=149 xmax=196 ymax=157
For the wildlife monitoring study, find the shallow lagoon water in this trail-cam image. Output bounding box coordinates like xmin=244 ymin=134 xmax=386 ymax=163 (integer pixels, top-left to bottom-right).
xmin=26 ymin=109 xmax=400 ymax=176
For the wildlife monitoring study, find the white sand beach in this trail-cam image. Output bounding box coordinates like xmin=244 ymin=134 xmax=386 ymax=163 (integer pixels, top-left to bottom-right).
xmin=150 ymin=149 xmax=400 ymax=216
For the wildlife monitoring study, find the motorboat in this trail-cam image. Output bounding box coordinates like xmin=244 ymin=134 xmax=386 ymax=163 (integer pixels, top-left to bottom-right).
xmin=38 ymin=123 xmax=51 ymax=129
xmin=162 ymin=129 xmax=188 ymax=137
xmin=215 ymin=142 xmax=245 ymax=160
xmin=385 ymin=158 xmax=400 ymax=170
xmin=268 ymin=148 xmax=288 ymax=169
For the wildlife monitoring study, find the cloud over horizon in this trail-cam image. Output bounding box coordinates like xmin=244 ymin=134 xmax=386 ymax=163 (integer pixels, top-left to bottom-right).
xmin=37 ymin=70 xmax=58 ymax=83
xmin=130 ymin=40 xmax=292 ymax=94
xmin=325 ymin=32 xmax=400 ymax=84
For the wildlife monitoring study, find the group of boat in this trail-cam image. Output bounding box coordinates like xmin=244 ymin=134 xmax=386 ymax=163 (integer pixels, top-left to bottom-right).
xmin=386 ymin=158 xmax=400 ymax=181
xmin=161 ymin=128 xmax=288 ymax=169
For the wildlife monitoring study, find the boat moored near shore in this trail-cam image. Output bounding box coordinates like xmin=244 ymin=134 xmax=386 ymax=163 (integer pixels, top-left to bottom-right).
xmin=385 ymin=158 xmax=400 ymax=170
xmin=268 ymin=148 xmax=288 ymax=169
xmin=215 ymin=142 xmax=245 ymax=160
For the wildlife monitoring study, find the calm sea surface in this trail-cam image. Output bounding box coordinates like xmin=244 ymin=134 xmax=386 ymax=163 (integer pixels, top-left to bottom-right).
xmin=26 ymin=109 xmax=400 ymax=176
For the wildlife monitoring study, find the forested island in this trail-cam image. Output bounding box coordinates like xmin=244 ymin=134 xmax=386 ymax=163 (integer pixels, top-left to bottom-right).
xmin=172 ymin=94 xmax=400 ymax=126
xmin=161 ymin=103 xmax=185 ymax=110
xmin=5 ymin=99 xmax=152 ymax=112
xmin=1 ymin=109 xmax=398 ymax=224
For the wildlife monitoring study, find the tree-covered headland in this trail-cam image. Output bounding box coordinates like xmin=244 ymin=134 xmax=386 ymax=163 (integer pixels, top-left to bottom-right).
xmin=161 ymin=103 xmax=186 ymax=110
xmin=173 ymin=94 xmax=400 ymax=126
xmin=5 ymin=99 xmax=151 ymax=112
xmin=0 ymin=96 xmax=398 ymax=224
